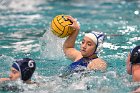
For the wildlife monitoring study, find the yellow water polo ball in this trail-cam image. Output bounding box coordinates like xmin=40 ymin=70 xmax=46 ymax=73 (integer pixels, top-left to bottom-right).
xmin=51 ymin=15 xmax=73 ymax=38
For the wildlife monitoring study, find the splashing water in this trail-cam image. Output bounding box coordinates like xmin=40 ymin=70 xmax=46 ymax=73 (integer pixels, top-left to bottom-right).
xmin=40 ymin=29 xmax=65 ymax=60
xmin=0 ymin=0 xmax=140 ymax=93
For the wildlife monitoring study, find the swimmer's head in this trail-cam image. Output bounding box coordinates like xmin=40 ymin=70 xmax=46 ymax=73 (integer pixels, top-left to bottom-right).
xmin=85 ymin=33 xmax=98 ymax=45
xmin=11 ymin=58 xmax=36 ymax=81
xmin=84 ymin=31 xmax=105 ymax=54
xmin=9 ymin=67 xmax=21 ymax=81
xmin=130 ymin=45 xmax=140 ymax=64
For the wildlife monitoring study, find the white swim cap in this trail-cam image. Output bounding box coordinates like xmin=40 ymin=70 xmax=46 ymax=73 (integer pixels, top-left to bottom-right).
xmin=85 ymin=31 xmax=105 ymax=53
xmin=85 ymin=33 xmax=98 ymax=45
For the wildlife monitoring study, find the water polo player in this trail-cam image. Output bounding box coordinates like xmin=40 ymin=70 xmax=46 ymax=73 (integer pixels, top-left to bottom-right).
xmin=0 ymin=58 xmax=36 ymax=84
xmin=126 ymin=45 xmax=140 ymax=82
xmin=63 ymin=16 xmax=107 ymax=72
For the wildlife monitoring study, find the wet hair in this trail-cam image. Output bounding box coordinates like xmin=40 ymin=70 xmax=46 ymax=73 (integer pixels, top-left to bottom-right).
xmin=12 ymin=58 xmax=36 ymax=81
xmin=130 ymin=45 xmax=140 ymax=64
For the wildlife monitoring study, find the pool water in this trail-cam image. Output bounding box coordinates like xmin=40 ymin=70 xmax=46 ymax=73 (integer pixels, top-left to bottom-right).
xmin=0 ymin=0 xmax=140 ymax=93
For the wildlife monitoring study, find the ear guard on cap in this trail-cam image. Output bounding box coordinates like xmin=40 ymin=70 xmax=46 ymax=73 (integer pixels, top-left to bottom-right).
xmin=94 ymin=32 xmax=105 ymax=53
xmin=15 ymin=58 xmax=36 ymax=81
xmin=130 ymin=45 xmax=140 ymax=64
xmin=21 ymin=65 xmax=36 ymax=81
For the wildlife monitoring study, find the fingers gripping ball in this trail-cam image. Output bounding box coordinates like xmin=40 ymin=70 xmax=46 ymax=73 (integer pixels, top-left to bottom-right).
xmin=51 ymin=15 xmax=73 ymax=38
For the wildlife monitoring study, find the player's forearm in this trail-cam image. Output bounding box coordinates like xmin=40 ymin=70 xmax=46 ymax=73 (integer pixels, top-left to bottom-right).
xmin=63 ymin=29 xmax=79 ymax=49
xmin=0 ymin=78 xmax=10 ymax=82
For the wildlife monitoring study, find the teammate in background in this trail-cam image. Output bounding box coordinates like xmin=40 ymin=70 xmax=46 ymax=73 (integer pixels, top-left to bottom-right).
xmin=63 ymin=16 xmax=107 ymax=72
xmin=0 ymin=58 xmax=36 ymax=84
xmin=126 ymin=45 xmax=140 ymax=82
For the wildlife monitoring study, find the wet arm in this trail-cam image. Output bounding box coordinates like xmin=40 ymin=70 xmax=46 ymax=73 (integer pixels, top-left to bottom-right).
xmin=63 ymin=16 xmax=81 ymax=61
xmin=88 ymin=59 xmax=107 ymax=71
xmin=0 ymin=78 xmax=10 ymax=83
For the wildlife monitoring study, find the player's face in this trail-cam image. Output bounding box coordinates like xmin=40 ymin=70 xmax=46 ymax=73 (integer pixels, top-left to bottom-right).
xmin=9 ymin=67 xmax=21 ymax=81
xmin=132 ymin=64 xmax=140 ymax=82
xmin=80 ymin=36 xmax=96 ymax=57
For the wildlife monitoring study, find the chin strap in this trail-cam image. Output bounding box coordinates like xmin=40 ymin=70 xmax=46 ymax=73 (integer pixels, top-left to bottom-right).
xmin=90 ymin=54 xmax=98 ymax=59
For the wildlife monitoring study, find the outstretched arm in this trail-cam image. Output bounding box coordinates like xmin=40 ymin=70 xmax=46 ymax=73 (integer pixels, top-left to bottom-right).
xmin=63 ymin=16 xmax=81 ymax=61
xmin=0 ymin=78 xmax=10 ymax=83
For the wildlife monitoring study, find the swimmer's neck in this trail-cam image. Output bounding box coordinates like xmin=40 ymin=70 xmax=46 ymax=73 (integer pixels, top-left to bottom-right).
xmin=84 ymin=54 xmax=98 ymax=59
xmin=23 ymin=80 xmax=34 ymax=84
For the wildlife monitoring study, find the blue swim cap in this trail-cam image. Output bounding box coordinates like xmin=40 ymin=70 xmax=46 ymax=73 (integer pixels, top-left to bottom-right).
xmin=130 ymin=45 xmax=140 ymax=64
xmin=12 ymin=58 xmax=36 ymax=81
